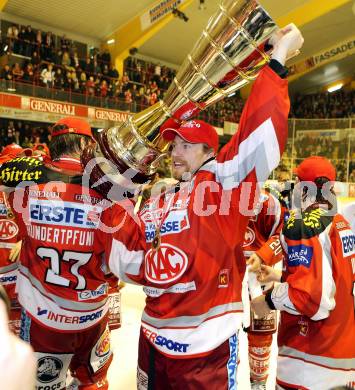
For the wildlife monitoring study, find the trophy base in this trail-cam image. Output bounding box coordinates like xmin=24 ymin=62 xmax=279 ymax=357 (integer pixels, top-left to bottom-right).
xmin=81 ymin=131 xmax=154 ymax=200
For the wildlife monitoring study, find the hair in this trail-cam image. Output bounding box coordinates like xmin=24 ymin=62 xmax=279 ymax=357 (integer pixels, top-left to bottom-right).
xmin=203 ymin=144 xmax=215 ymax=155
xmin=49 ymin=133 xmax=92 ymax=160
xmin=302 ymin=176 xmax=337 ymax=210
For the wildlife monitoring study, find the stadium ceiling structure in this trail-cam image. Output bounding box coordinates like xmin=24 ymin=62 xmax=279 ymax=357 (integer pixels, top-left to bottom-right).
xmin=2 ymin=0 xmax=354 ymax=93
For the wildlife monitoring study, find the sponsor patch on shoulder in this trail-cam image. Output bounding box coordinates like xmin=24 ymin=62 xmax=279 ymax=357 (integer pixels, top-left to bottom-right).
xmin=287 ymin=244 xmax=313 ymax=268
xmin=339 ymin=229 xmax=355 ymax=257
xmin=335 ymin=221 xmax=347 ymax=230
xmin=144 ymin=209 xmax=190 ymax=242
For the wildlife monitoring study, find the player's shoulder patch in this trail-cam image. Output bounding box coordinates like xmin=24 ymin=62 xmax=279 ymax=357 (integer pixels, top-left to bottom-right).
xmin=0 ymin=157 xmax=84 ymax=187
xmin=0 ymin=156 xmax=45 ymax=186
xmin=283 ymin=208 xmax=333 ymax=240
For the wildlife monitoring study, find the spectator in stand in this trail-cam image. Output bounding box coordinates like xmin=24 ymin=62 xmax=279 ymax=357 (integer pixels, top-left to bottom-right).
xmin=144 ymin=88 xmax=151 ymax=106
xmin=24 ymin=25 xmax=35 ymax=57
xmin=60 ymin=34 xmax=71 ymax=52
xmin=149 ymin=89 xmax=157 ymax=105
xmin=12 ymin=63 xmax=24 ymax=81
xmin=83 ymin=57 xmax=91 ymax=73
xmin=35 ymin=29 xmax=42 ymax=53
xmin=150 ymin=80 xmax=158 ymax=92
xmin=15 ymin=121 xmax=25 ymax=145
xmin=18 ymin=26 xmax=27 ymax=56
xmin=1 ymin=64 xmax=14 ymax=90
xmin=7 ymin=121 xmax=16 ymax=144
xmin=62 ymin=51 xmax=71 ymax=68
xmin=30 ymin=50 xmax=41 ymax=69
xmin=43 ymin=31 xmax=55 ymax=61
xmin=112 ymin=79 xmax=121 ymax=100
xmin=6 ymin=24 xmax=19 ymax=53
xmin=64 ymin=70 xmax=72 ymax=90
xmin=79 ymin=70 xmax=87 ymax=93
xmin=71 ymin=50 xmax=80 ymax=69
xmin=122 ymin=71 xmax=129 ymax=87
xmin=109 ymin=65 xmax=119 ymax=79
xmin=23 ymin=63 xmax=34 ymax=83
xmin=86 ymin=75 xmax=95 ymax=100
xmin=54 ymin=68 xmax=64 ymax=90
xmin=40 ymin=63 xmax=55 ymax=88
xmin=92 ymin=59 xmax=102 ymax=75
xmin=13 ymin=127 xmax=21 ymax=145
xmin=102 ymin=64 xmax=110 ymax=82
xmin=291 ymin=90 xmax=355 ymax=119
xmin=0 ymin=129 xmax=6 ymax=148
xmin=154 ymin=62 xmax=161 ymax=81
xmin=72 ymin=72 xmax=80 ymax=93
xmin=100 ymin=79 xmax=108 ymax=97
xmin=124 ymin=88 xmax=132 ymax=110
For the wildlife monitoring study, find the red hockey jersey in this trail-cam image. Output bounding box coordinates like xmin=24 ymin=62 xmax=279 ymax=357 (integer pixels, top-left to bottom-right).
xmin=268 ymin=208 xmax=355 ymax=389
xmin=108 ymin=66 xmax=290 ymax=358
xmin=0 ymin=191 xmax=20 ymax=299
xmin=242 ymin=187 xmax=285 ymax=265
xmin=0 ymin=156 xmax=112 ymax=331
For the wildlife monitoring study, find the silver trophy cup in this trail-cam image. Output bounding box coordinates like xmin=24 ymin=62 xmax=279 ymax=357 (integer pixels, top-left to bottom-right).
xmin=82 ymin=0 xmax=277 ymax=198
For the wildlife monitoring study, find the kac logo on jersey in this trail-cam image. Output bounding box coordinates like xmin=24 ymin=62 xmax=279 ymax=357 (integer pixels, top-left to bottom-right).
xmin=29 ymin=199 xmax=101 ymax=229
xmin=288 ymin=245 xmax=313 ymax=268
xmin=0 ymin=219 xmax=18 ymax=240
xmin=37 ymin=356 xmax=63 ymax=383
xmin=339 ymin=229 xmax=355 ymax=257
xmin=144 ymin=243 xmax=188 ymax=284
xmin=243 ymin=227 xmax=255 ymax=247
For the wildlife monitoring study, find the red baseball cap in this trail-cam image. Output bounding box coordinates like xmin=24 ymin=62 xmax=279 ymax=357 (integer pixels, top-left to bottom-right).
xmin=32 ymin=143 xmax=50 ymax=157
xmin=0 ymin=143 xmax=32 ymax=164
xmin=1 ymin=143 xmax=32 ymax=157
xmin=294 ymin=156 xmax=336 ymax=183
xmin=161 ymin=119 xmax=219 ymax=153
xmin=51 ymin=117 xmax=93 ymax=139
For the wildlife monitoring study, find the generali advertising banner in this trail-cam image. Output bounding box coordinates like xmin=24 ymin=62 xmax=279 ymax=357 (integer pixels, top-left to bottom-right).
xmin=23 ymin=97 xmax=87 ymax=117
xmin=0 ymin=93 xmax=130 ymax=128
xmin=87 ymin=107 xmax=130 ymax=123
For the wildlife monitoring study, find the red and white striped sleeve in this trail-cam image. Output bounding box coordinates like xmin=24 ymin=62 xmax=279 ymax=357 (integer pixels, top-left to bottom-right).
xmin=256 ymin=193 xmax=285 ymax=265
xmin=215 ymin=65 xmax=290 ymax=189
xmin=107 ymin=202 xmax=147 ymax=284
xmin=268 ymin=218 xmax=336 ymax=320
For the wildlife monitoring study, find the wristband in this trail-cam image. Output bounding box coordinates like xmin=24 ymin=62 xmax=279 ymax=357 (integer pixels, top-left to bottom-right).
xmin=265 ymin=289 xmax=276 ymax=310
xmin=269 ymin=59 xmax=288 ymax=79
